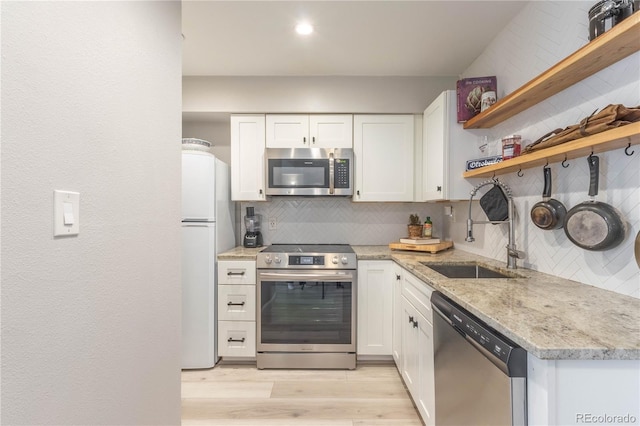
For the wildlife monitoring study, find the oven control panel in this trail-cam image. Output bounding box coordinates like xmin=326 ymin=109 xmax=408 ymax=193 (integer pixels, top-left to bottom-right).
xmin=290 ymin=255 xmax=325 ymax=266
xmin=257 ymin=252 xmax=357 ymax=269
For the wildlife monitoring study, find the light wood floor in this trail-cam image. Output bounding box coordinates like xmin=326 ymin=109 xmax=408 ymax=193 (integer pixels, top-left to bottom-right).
xmin=181 ymin=362 xmax=423 ymax=426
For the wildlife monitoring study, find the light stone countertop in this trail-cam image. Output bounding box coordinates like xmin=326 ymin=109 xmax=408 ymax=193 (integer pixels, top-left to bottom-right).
xmin=217 ymin=246 xmax=264 ymax=260
xmin=353 ymin=245 xmax=640 ymax=361
xmin=219 ymin=245 xmax=640 ymax=360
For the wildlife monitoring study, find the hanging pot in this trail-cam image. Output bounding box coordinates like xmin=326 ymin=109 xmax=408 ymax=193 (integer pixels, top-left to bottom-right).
xmin=531 ymin=166 xmax=567 ymax=230
xmin=588 ymin=0 xmax=635 ymax=40
xmin=563 ymin=155 xmax=626 ymax=251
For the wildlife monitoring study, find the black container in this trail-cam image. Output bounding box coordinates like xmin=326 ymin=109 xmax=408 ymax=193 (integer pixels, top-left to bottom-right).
xmin=588 ymin=0 xmax=635 ymax=40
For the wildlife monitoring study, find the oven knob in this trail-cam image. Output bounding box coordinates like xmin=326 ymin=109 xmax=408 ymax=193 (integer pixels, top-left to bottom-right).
xmin=274 ymin=255 xmax=282 ymax=264
xmin=264 ymin=255 xmax=272 ymax=264
xmin=332 ymin=256 xmax=339 ymax=265
xmin=340 ymin=256 xmax=349 ymax=265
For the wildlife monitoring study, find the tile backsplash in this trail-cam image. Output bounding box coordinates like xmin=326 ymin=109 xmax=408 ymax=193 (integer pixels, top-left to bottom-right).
xmin=240 ymin=198 xmax=443 ymax=246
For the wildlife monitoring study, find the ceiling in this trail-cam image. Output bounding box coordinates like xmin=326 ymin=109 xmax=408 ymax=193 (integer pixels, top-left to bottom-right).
xmin=182 ymin=1 xmax=528 ymax=77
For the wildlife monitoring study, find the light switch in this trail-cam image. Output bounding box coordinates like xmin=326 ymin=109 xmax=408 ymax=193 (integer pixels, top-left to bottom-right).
xmin=54 ymin=190 xmax=80 ymax=236
xmin=63 ymin=202 xmax=74 ymax=225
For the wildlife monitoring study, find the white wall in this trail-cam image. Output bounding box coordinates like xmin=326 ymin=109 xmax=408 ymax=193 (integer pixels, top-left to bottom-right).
xmin=183 ymin=75 xmax=457 ymax=114
xmin=446 ymin=1 xmax=640 ymax=298
xmin=1 ymin=2 xmax=182 ymax=424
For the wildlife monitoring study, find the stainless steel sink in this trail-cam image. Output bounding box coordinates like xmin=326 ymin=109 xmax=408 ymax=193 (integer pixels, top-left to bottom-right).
xmin=420 ymin=262 xmax=520 ymax=279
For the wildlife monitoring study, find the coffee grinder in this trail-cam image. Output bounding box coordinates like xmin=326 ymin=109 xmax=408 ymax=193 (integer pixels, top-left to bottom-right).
xmin=243 ymin=207 xmax=263 ymax=248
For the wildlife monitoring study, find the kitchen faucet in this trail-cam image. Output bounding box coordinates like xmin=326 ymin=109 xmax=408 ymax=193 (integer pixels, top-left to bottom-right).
xmin=466 ymin=179 xmax=525 ymax=269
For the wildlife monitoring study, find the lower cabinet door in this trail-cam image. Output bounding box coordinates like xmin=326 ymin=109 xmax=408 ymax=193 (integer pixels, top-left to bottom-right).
xmin=218 ymin=284 xmax=256 ymax=321
xmin=401 ymin=296 xmax=435 ymax=426
xmin=401 ymin=298 xmax=419 ymax=394
xmin=218 ymin=321 xmax=256 ymax=358
xmin=416 ymin=312 xmax=435 ymax=426
xmin=357 ymin=260 xmax=393 ymax=355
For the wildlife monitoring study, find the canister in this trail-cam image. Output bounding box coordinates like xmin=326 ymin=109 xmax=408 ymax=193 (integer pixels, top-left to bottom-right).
xmin=502 ymin=135 xmax=521 ymax=160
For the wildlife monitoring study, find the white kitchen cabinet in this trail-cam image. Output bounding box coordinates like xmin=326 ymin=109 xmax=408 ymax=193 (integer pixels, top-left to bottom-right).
xmin=400 ymin=268 xmax=435 ymax=426
xmin=217 ymin=260 xmax=257 ymax=359
xmin=528 ymin=356 xmax=640 ymax=426
xmin=218 ymin=260 xmax=257 ymax=285
xmin=357 ymin=260 xmax=393 ymax=357
xmin=230 ymin=114 xmax=266 ymax=201
xmin=266 ymin=114 xmax=353 ymax=148
xmin=353 ymin=115 xmax=415 ymax=202
xmin=391 ymin=262 xmax=403 ymax=369
xmin=422 ymin=90 xmax=475 ymax=201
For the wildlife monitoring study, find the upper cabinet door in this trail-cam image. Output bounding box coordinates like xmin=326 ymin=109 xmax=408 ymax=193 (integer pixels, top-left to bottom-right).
xmin=422 ymin=90 xmax=474 ymax=202
xmin=309 ymin=114 xmax=353 ymax=148
xmin=353 ymin=115 xmax=415 ymax=202
xmin=422 ymin=93 xmax=447 ymax=201
xmin=231 ymin=114 xmax=266 ymax=201
xmin=266 ymin=115 xmax=310 ymax=148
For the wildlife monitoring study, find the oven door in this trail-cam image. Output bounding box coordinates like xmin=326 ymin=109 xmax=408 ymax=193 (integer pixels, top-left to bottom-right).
xmin=257 ymin=270 xmax=356 ymax=353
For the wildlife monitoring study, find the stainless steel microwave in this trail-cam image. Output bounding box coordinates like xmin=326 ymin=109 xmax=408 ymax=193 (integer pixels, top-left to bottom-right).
xmin=265 ymin=148 xmax=353 ymax=196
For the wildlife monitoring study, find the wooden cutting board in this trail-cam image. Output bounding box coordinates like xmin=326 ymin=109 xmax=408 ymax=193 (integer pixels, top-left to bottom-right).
xmin=389 ymin=240 xmax=454 ymax=254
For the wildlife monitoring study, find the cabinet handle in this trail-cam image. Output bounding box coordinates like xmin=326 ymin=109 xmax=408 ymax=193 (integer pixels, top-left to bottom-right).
xmin=357 ymin=190 xmax=360 ymax=196
xmin=312 ymin=136 xmax=316 ymax=144
xmin=396 ymin=274 xmax=401 ymax=280
xmin=408 ymin=316 xmax=414 ymax=324
xmin=227 ymin=337 xmax=246 ymax=343
xmin=259 ymin=189 xmax=263 ymax=195
xmin=227 ymin=301 xmax=246 ymax=306
xmin=303 ymin=137 xmax=307 ymax=144
xmin=227 ymin=271 xmax=246 ymax=276
xmin=437 ymin=186 xmax=442 ymax=192
xmin=412 ymin=319 xmax=419 ymax=328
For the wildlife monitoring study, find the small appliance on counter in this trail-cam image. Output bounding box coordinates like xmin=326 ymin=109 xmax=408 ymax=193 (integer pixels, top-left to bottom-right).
xmin=243 ymin=207 xmax=263 ymax=248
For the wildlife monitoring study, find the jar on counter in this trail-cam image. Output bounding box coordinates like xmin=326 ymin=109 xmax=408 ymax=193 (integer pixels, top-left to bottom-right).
xmin=502 ymin=135 xmax=522 ymax=160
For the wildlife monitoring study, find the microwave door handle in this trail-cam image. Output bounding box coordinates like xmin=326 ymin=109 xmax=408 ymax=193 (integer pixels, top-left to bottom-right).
xmin=329 ymin=151 xmax=335 ymax=195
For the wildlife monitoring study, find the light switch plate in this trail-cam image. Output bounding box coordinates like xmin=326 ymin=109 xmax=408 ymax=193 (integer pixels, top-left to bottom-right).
xmin=54 ymin=190 xmax=80 ymax=236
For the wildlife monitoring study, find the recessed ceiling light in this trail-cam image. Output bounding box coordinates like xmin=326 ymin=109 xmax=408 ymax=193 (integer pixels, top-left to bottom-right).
xmin=295 ymin=22 xmax=314 ymax=36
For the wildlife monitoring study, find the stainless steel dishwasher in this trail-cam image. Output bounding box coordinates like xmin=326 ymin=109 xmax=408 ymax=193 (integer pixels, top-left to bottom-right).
xmin=431 ymin=291 xmax=527 ymax=426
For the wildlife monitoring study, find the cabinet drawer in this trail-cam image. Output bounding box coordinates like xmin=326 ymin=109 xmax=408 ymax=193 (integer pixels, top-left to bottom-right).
xmin=402 ymin=270 xmax=433 ymax=322
xmin=218 ymin=284 xmax=256 ymax=321
xmin=218 ymin=321 xmax=256 ymax=358
xmin=218 ymin=261 xmax=256 ymax=285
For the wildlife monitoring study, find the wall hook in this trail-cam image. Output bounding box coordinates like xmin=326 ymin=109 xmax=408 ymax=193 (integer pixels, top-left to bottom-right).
xmin=588 ymin=148 xmax=594 ymax=160
xmin=625 ymin=143 xmax=634 ymax=156
xmin=517 ymin=168 xmax=524 ymax=177
xmin=561 ymin=155 xmax=570 ymax=168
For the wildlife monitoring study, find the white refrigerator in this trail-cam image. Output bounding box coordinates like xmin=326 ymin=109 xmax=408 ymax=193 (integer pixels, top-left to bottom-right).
xmin=181 ymin=150 xmax=235 ymax=369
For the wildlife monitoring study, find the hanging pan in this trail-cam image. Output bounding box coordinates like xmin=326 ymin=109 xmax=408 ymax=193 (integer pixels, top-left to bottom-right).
xmin=564 ymin=155 xmax=626 ymax=251
xmin=531 ymin=165 xmax=567 ymax=230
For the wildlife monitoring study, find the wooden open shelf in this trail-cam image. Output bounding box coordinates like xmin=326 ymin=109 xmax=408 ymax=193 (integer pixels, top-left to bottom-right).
xmin=463 ymin=12 xmax=640 ymax=130
xmin=462 ymin=122 xmax=640 ymax=178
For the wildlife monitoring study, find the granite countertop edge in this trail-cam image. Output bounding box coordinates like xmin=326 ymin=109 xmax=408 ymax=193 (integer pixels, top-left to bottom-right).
xmin=219 ymin=245 xmax=640 ymax=361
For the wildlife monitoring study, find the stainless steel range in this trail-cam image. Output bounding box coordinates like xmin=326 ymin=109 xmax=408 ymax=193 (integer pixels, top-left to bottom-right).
xmin=256 ymin=244 xmax=357 ymax=369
